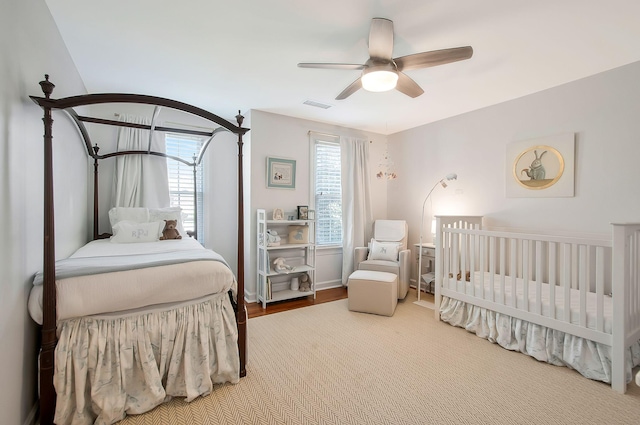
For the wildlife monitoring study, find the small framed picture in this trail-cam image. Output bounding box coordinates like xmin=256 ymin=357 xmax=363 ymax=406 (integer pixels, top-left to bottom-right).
xmin=272 ymin=208 xmax=284 ymax=220
xmin=267 ymin=157 xmax=296 ymax=189
xmin=297 ymin=205 xmax=308 ymax=220
xmin=307 ymin=209 xmax=315 ymax=220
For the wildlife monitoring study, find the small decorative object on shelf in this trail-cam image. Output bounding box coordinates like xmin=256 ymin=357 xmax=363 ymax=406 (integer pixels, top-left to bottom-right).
xmin=307 ymin=210 xmax=315 ymax=220
xmin=273 ymin=208 xmax=284 ymax=220
xmin=288 ymin=225 xmax=309 ymax=244
xmin=297 ymin=205 xmax=308 ymax=220
xmin=256 ymin=209 xmax=316 ymax=308
xmin=266 ymin=229 xmax=281 ymax=246
xmin=273 ymin=257 xmax=295 ymax=273
xmin=299 ymin=273 xmax=312 ymax=292
xmin=290 ymin=276 xmax=299 ymax=291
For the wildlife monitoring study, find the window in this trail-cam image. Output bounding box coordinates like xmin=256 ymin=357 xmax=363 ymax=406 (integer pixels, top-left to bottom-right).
xmin=312 ymin=135 xmax=342 ymax=246
xmin=165 ymin=134 xmax=204 ymax=241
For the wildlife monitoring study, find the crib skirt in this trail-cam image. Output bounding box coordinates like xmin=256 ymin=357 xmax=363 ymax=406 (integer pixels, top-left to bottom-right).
xmin=440 ymin=296 xmax=640 ymax=384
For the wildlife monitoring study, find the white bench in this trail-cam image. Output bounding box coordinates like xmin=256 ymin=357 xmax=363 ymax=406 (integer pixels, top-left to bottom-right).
xmin=347 ymin=270 xmax=398 ymax=317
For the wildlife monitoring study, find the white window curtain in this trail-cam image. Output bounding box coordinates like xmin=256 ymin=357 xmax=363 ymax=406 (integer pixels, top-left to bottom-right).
xmin=111 ymin=115 xmax=170 ymax=208
xmin=340 ymin=136 xmax=373 ymax=285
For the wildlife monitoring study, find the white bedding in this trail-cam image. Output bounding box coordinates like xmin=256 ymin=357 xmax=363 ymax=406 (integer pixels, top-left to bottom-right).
xmin=33 ymin=238 xmax=241 ymax=424
xmin=28 ymin=238 xmax=236 ymax=324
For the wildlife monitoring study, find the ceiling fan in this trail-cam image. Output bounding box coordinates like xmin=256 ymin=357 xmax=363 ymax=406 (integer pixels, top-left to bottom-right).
xmin=298 ymin=18 xmax=473 ymax=100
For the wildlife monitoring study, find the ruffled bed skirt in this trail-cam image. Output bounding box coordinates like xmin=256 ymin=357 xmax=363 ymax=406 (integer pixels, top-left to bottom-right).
xmin=440 ymin=296 xmax=640 ymax=384
xmin=53 ymin=292 xmax=239 ymax=425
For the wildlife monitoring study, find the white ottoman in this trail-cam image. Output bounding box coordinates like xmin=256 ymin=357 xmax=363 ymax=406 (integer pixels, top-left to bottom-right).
xmin=348 ymin=270 xmax=398 ymax=317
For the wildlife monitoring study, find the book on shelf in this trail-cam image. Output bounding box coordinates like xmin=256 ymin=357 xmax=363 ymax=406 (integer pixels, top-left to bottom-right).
xmin=266 ymin=277 xmax=272 ymax=300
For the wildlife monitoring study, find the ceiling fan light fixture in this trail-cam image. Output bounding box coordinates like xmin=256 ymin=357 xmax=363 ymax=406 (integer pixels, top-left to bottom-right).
xmin=361 ymin=68 xmax=398 ymax=92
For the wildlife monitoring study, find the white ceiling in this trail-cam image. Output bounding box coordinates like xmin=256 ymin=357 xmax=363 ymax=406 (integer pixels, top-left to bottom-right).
xmin=45 ymin=0 xmax=640 ymax=135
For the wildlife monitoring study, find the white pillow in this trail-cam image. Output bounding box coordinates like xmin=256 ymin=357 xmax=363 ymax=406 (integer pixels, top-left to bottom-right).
xmin=149 ymin=207 xmax=187 ymax=238
xmin=111 ymin=220 xmax=163 ymax=243
xmin=108 ymin=207 xmax=149 ymax=229
xmin=368 ymin=238 xmax=400 ymax=261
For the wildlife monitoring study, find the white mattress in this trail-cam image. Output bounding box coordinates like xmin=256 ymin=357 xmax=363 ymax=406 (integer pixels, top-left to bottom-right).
xmin=445 ymin=271 xmax=613 ymax=333
xmin=28 ymin=238 xmax=236 ymax=324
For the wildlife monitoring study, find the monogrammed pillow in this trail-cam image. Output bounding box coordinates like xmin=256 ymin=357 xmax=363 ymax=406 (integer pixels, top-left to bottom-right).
xmin=367 ymin=238 xmax=401 ymax=261
xmin=110 ymin=220 xmax=163 ymax=243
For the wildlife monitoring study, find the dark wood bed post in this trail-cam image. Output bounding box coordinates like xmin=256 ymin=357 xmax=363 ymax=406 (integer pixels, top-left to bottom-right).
xmin=192 ymin=157 xmax=198 ymax=241
xmin=39 ymin=75 xmax=57 ymax=425
xmin=236 ymin=111 xmax=247 ymax=377
xmin=92 ymin=145 xmax=100 ymax=240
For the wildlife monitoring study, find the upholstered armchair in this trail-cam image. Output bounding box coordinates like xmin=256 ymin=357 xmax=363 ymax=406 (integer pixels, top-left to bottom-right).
xmin=354 ymin=220 xmax=410 ymax=299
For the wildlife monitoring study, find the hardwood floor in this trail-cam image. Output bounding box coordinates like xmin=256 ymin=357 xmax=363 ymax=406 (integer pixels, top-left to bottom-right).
xmin=247 ymin=286 xmax=348 ymax=318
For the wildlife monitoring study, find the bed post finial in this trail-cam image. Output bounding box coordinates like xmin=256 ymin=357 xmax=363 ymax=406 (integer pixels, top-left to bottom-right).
xmin=236 ymin=110 xmax=244 ymax=127
xmin=39 ymin=74 xmax=55 ymax=98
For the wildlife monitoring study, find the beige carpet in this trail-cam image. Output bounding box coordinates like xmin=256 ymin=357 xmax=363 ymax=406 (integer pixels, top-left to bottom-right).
xmin=118 ymin=290 xmax=640 ymax=424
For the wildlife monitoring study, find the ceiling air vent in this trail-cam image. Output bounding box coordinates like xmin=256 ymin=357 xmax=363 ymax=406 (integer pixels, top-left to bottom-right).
xmin=303 ymin=100 xmax=332 ymax=109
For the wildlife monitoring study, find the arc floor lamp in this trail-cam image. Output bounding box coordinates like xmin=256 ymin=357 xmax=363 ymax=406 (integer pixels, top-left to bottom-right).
xmin=416 ymin=173 xmax=457 ymax=306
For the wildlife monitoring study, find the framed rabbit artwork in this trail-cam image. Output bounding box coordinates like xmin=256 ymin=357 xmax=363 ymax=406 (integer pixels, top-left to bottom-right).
xmin=506 ymin=133 xmax=575 ymax=198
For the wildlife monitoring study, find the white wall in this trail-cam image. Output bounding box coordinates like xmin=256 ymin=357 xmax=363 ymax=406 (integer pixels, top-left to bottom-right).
xmin=388 ymin=60 xmax=640 ymax=283
xmin=247 ymin=110 xmax=388 ymax=301
xmin=0 ymin=1 xmax=89 ymax=423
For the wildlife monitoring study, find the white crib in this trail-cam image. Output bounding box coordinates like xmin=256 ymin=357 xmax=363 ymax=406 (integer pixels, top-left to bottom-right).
xmin=434 ymin=215 xmax=640 ymax=393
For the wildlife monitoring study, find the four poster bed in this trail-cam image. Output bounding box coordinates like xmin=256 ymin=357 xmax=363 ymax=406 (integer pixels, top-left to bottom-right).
xmin=29 ymin=75 xmax=248 ymax=424
xmin=434 ymin=215 xmax=640 ymax=393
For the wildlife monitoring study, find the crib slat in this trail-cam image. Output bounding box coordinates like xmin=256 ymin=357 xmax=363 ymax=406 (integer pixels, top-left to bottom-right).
xmin=563 ymin=243 xmax=571 ymax=323
xmin=511 ymin=239 xmax=517 ymax=308
xmin=549 ymin=242 xmax=557 ymax=320
xmin=535 ymin=240 xmax=542 ymax=315
xmin=444 ymin=230 xmax=451 ymax=290
xmin=489 ymin=236 xmax=495 ymax=302
xmin=632 ymin=233 xmax=636 ymax=330
xmin=579 ymin=245 xmax=587 ymax=328
xmin=452 ymin=232 xmax=459 ymax=291
xmin=479 ymin=235 xmax=485 ymax=299
xmin=523 ymin=240 xmax=530 ymax=312
xmin=596 ymin=246 xmax=604 ymax=332
xmin=572 ymin=243 xmax=578 ymax=290
xmin=629 ymin=232 xmax=640 ymax=329
xmin=470 ymin=233 xmax=476 ymax=297
xmin=500 ymin=237 xmax=506 ymax=305
xmin=461 ymin=232 xmax=468 ymax=294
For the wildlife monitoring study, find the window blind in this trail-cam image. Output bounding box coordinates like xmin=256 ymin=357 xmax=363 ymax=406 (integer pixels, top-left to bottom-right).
xmin=165 ymin=134 xmax=204 ymax=241
xmin=314 ymin=141 xmax=342 ymax=246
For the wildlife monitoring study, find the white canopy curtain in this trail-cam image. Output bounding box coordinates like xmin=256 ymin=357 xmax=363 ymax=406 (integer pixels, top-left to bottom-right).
xmin=341 ymin=137 xmax=373 ymax=285
xmin=112 ymin=114 xmax=170 ymax=208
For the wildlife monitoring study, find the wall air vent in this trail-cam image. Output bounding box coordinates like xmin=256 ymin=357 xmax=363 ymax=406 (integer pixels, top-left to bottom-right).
xmin=303 ymin=100 xmax=332 ymax=109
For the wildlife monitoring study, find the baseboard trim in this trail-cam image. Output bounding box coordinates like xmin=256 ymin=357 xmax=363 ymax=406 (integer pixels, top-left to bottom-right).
xmin=24 ymin=401 xmax=39 ymax=425
xmin=315 ymin=280 xmax=343 ymax=291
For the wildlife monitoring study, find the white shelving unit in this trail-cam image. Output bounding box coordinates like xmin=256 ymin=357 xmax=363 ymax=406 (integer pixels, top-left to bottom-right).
xmin=257 ymin=209 xmax=316 ymax=308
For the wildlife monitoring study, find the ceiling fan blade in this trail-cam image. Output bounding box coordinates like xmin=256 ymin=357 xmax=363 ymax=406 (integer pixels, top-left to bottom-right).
xmin=298 ymin=63 xmax=365 ymax=70
xmin=394 ymin=46 xmax=473 ymax=72
xmin=368 ymin=18 xmax=394 ymax=60
xmin=395 ymin=72 xmax=424 ymax=98
xmin=335 ymin=78 xmax=363 ymax=100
